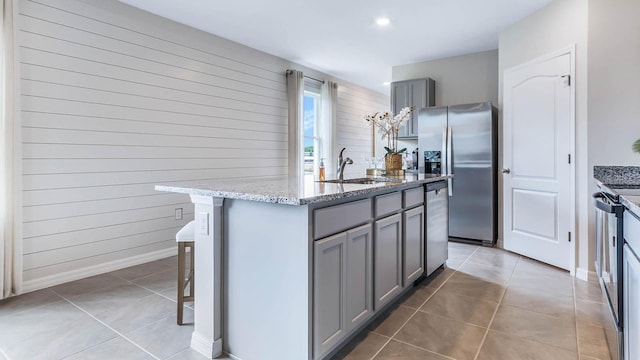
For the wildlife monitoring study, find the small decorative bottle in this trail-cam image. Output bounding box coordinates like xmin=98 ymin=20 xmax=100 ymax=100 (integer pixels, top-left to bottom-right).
xmin=319 ymin=158 xmax=326 ymax=181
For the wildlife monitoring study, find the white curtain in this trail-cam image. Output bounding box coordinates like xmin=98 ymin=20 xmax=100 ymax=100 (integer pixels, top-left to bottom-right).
xmin=321 ymin=81 xmax=338 ymax=177
xmin=286 ymin=70 xmax=304 ymax=178
xmin=1 ymin=0 xmax=21 ymax=299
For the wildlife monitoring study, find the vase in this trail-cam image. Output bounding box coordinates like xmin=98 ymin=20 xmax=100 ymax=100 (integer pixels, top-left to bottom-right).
xmin=385 ymin=153 xmax=403 ymax=172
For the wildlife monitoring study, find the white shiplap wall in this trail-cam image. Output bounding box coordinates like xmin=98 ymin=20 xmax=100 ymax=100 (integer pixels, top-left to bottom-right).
xmin=336 ymin=86 xmax=388 ymax=178
xmin=17 ymin=0 xmax=388 ymax=289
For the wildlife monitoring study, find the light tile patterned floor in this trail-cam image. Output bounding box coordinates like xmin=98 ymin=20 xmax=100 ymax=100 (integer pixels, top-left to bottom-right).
xmin=0 ymin=255 xmax=210 ymax=360
xmin=332 ymin=242 xmax=612 ymax=360
xmin=0 ymin=243 xmax=611 ymax=360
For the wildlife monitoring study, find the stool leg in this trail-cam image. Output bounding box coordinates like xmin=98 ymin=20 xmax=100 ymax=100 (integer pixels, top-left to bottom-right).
xmin=177 ymin=242 xmax=185 ymax=325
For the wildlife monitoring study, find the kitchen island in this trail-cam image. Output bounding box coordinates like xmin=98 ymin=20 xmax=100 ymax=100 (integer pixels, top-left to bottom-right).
xmin=156 ymin=173 xmax=451 ymax=360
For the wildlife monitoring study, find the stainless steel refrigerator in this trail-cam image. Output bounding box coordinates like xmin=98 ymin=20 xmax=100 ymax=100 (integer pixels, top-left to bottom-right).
xmin=418 ymin=102 xmax=498 ymax=246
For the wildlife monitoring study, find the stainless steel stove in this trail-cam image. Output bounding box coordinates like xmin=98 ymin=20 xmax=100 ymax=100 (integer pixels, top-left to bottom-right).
xmin=594 ymin=184 xmax=640 ymax=360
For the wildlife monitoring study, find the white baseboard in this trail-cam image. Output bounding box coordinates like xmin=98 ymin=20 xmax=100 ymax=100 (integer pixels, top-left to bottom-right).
xmin=575 ymin=267 xmax=597 ymax=282
xmin=191 ymin=331 xmax=223 ymax=359
xmin=225 ymin=352 xmax=243 ymax=360
xmin=22 ymin=247 xmax=177 ymax=293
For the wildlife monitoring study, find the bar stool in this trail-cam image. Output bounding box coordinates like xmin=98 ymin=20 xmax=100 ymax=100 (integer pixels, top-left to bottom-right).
xmin=176 ymin=220 xmax=195 ymax=325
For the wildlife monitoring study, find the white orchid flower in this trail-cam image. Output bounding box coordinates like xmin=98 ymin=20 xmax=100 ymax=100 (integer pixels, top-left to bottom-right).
xmin=364 ymin=107 xmax=412 ymax=154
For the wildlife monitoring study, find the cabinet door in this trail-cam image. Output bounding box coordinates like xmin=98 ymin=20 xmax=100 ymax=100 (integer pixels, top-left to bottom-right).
xmin=624 ymin=244 xmax=640 ymax=360
xmin=403 ymin=206 xmax=425 ymax=285
xmin=407 ymin=79 xmax=428 ymax=136
xmin=314 ymin=233 xmax=347 ymax=359
xmin=374 ymin=213 xmax=403 ymax=309
xmin=391 ymin=82 xmax=410 ymax=138
xmin=345 ymin=224 xmax=373 ymax=332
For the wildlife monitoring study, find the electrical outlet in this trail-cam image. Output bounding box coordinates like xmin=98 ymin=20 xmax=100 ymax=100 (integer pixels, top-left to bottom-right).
xmin=175 ymin=208 xmax=183 ymax=220
xmin=198 ymin=212 xmax=209 ymax=235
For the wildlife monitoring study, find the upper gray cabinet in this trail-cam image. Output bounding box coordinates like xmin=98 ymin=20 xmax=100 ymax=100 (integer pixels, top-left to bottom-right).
xmin=391 ymin=78 xmax=436 ymax=138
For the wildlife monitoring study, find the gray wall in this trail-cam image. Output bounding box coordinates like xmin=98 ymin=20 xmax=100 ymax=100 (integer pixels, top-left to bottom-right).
xmin=17 ymin=0 xmax=387 ymax=290
xmin=336 ymin=87 xmax=387 ymax=178
xmin=498 ymin=0 xmax=589 ymax=274
xmin=392 ymin=50 xmax=499 ymax=106
xmin=588 ymin=0 xmax=640 ymax=166
xmin=587 ymin=0 xmax=640 ymax=276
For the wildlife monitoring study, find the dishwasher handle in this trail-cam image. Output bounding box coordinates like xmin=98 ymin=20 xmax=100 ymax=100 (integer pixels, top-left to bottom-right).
xmin=426 ymin=181 xmax=448 ymax=192
xmin=593 ymin=192 xmax=623 ymax=216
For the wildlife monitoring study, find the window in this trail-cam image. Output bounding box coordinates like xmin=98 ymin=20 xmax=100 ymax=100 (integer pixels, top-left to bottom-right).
xmin=303 ymin=82 xmax=322 ymax=176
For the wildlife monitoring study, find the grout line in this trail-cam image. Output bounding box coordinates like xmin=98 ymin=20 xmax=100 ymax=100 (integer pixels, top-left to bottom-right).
xmin=485 ymin=327 xmax=583 ymax=354
xmin=110 ymin=259 xmax=195 ymax=311
xmin=109 ymin=264 xmax=184 ymax=304
xmin=390 ymin=338 xmax=457 ymax=360
xmin=50 ymin=288 xmax=162 ymax=360
xmin=367 ymin=245 xmax=481 ymax=360
xmin=0 ymin=288 xmax=67 ymax=318
xmin=471 ymin=254 xmax=520 ymax=360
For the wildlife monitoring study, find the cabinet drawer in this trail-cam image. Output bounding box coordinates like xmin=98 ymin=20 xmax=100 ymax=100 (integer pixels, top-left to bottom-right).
xmin=375 ymin=192 xmax=402 ymax=218
xmin=625 ymin=212 xmax=640 ymax=253
xmin=314 ymin=199 xmax=372 ymax=240
xmin=404 ymin=187 xmax=424 ymax=208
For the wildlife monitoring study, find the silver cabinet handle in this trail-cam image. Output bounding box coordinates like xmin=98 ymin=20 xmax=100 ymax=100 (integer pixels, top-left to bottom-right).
xmin=502 ymin=168 xmax=511 ymax=174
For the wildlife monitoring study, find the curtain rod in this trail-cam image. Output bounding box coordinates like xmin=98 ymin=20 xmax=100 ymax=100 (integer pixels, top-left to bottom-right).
xmin=286 ymin=69 xmax=325 ymax=84
xmin=304 ymin=75 xmax=325 ymax=84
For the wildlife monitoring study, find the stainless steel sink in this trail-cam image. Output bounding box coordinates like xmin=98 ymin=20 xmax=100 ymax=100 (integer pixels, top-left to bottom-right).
xmin=319 ymin=177 xmax=398 ymax=185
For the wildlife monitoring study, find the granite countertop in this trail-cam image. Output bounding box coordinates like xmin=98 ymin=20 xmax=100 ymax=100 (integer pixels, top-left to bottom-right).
xmin=594 ymin=166 xmax=640 ymax=218
xmin=156 ymin=174 xmax=452 ymax=205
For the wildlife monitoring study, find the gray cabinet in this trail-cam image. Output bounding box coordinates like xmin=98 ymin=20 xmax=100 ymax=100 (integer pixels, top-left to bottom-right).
xmin=313 ymin=186 xmax=431 ymax=358
xmin=313 ymin=224 xmax=373 ymax=359
xmin=403 ymin=205 xmax=425 ymax=285
xmin=391 ymin=82 xmax=409 ymax=136
xmin=375 ymin=191 xmax=402 ymax=218
xmin=391 ymin=78 xmax=435 ymax=138
xmin=624 ymin=212 xmax=640 ymax=360
xmin=313 ymin=199 xmax=372 ymax=239
xmin=374 ymin=213 xmax=403 ymax=309
xmin=313 ymin=232 xmax=347 ymax=358
xmin=345 ymin=224 xmax=374 ymax=332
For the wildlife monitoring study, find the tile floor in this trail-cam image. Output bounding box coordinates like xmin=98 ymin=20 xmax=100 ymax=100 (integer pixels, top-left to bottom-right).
xmin=332 ymin=242 xmax=612 ymax=360
xmin=0 ymin=243 xmax=611 ymax=360
xmin=0 ymin=255 xmax=208 ymax=360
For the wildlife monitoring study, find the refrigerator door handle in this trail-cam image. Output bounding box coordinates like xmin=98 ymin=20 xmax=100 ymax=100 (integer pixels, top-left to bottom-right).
xmin=447 ymin=126 xmax=453 ymax=196
xmin=441 ymin=126 xmax=447 ymax=174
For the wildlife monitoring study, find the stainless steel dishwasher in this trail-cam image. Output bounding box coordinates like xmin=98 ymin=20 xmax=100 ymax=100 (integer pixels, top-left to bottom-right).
xmin=425 ymin=181 xmax=449 ymax=276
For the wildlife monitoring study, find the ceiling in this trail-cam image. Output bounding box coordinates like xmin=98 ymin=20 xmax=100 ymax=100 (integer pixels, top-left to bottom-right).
xmin=118 ymin=0 xmax=552 ymax=94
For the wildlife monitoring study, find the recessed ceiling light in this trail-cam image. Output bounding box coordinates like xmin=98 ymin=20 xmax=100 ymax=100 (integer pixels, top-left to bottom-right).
xmin=383 ymin=81 xmax=391 ymax=86
xmin=376 ymin=17 xmax=390 ymax=26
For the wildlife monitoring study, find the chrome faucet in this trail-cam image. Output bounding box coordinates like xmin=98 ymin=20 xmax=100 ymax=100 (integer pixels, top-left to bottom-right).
xmin=337 ymin=147 xmax=346 ymax=174
xmin=337 ymin=147 xmax=353 ymax=181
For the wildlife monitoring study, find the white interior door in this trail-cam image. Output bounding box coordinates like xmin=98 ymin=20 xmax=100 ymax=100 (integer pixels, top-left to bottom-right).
xmin=503 ymin=51 xmax=574 ymax=270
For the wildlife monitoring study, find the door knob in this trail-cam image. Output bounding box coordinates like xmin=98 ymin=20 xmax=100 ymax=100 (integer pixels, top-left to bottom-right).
xmin=502 ymin=168 xmax=511 ymax=174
